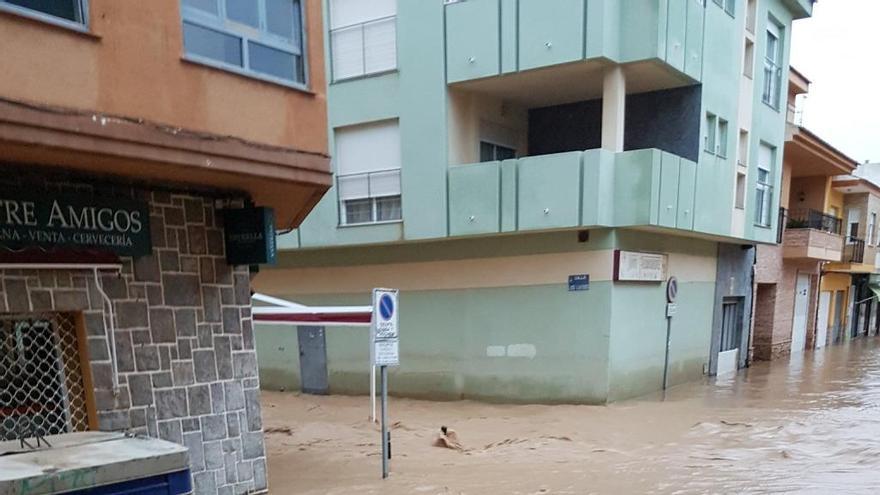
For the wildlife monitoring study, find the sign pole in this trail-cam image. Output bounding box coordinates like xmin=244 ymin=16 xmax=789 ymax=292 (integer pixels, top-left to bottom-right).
xmin=370 ymin=288 xmax=399 ymax=480
xmin=370 ymin=365 xmax=377 ymax=423
xmin=380 ymin=365 xmax=389 ymax=479
xmin=662 ymin=317 xmax=672 ymax=390
xmin=662 ymin=277 xmax=678 ymax=391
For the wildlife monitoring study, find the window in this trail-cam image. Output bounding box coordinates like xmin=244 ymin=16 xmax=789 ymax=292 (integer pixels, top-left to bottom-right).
xmin=738 ymin=129 xmax=750 ymax=166
xmin=705 ymin=113 xmax=717 ymax=153
xmin=869 ymin=212 xmax=877 ymax=245
xmin=762 ymin=21 xmax=783 ymax=109
xmin=755 ymin=143 xmax=775 ymax=227
xmin=847 ymin=208 xmax=861 ymax=243
xmin=329 ymin=0 xmax=397 ymax=82
xmin=746 ymin=0 xmax=757 ymax=33
xmin=0 ymin=314 xmax=91 ymax=442
xmin=735 ymin=172 xmax=746 ymax=209
xmin=479 ymin=141 xmax=516 ymax=162
xmin=713 ymin=0 xmax=736 ymax=16
xmin=743 ymin=39 xmax=755 ymax=79
xmin=0 ymin=0 xmax=87 ymax=25
xmin=181 ymin=0 xmax=306 ymax=86
xmin=717 ymin=119 xmax=729 ymax=158
xmin=335 ymin=120 xmax=402 ymax=225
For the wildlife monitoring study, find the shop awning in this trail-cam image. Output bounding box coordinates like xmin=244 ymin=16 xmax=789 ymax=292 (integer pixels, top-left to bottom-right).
xmin=251 ymin=293 xmax=372 ymax=326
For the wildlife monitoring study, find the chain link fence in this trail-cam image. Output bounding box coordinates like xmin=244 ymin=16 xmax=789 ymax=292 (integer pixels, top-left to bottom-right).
xmin=0 ymin=313 xmax=91 ymax=442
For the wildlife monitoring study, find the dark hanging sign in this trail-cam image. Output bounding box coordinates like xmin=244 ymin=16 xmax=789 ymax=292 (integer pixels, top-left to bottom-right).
xmin=223 ymin=207 xmax=277 ymax=266
xmin=0 ymin=191 xmax=152 ymax=257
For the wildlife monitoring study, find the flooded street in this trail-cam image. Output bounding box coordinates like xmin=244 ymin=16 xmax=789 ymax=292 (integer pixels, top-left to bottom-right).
xmin=263 ymin=338 xmax=880 ymax=494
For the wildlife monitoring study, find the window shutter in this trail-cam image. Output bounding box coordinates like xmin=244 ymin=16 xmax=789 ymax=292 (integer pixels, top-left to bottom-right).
xmin=363 ymin=18 xmax=397 ymax=74
xmin=331 ymin=27 xmax=365 ymax=80
xmin=330 ymin=0 xmax=396 ymax=29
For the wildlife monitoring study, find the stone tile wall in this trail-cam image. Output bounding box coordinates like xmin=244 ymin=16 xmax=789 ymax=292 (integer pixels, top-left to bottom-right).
xmin=0 ymin=186 xmax=267 ymax=494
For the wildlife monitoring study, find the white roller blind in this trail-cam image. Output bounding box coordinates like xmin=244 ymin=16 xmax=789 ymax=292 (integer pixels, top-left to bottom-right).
xmin=363 ymin=17 xmax=397 ymax=74
xmin=329 ymin=0 xmax=397 ymax=80
xmin=335 ymin=120 xmax=401 ymax=175
xmin=330 ymin=0 xmax=396 ymax=29
xmin=758 ymin=143 xmax=774 ymax=171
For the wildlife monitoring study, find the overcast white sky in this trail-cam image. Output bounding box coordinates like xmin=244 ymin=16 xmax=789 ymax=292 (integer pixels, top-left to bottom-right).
xmin=790 ymin=0 xmax=880 ymax=164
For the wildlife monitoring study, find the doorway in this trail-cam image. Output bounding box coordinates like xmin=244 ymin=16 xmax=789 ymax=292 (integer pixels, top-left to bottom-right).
xmin=297 ymin=326 xmax=329 ymax=395
xmin=816 ymin=291 xmax=831 ymax=348
xmin=717 ymin=297 xmax=744 ymax=375
xmin=832 ymin=290 xmax=845 ymax=343
xmin=791 ymin=274 xmax=811 ymax=353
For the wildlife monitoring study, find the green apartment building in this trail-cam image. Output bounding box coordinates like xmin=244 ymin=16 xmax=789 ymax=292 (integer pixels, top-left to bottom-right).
xmin=254 ymin=0 xmax=813 ymax=403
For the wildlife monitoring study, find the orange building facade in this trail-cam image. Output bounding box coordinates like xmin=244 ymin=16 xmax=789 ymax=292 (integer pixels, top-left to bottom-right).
xmin=0 ymin=1 xmax=329 ymax=493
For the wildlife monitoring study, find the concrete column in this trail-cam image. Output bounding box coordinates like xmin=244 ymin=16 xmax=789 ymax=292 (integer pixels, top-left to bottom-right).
xmin=601 ymin=66 xmax=626 ymax=152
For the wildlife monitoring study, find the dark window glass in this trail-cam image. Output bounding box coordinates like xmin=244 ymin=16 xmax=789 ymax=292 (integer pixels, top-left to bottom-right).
xmin=6 ymin=0 xmax=81 ymax=22
xmin=480 ymin=142 xmax=495 ymax=162
xmin=344 ymin=199 xmax=372 ymax=225
xmin=182 ymin=0 xmax=217 ymax=14
xmin=226 ymin=0 xmax=258 ymax=27
xmin=183 ymin=22 xmax=243 ymax=66
xmin=496 ymin=145 xmax=516 ymax=160
xmin=376 ymin=196 xmax=402 ymax=222
xmin=249 ymin=41 xmax=296 ymax=81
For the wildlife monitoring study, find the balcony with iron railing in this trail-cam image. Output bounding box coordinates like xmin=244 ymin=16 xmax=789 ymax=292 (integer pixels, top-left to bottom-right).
xmin=845 ymin=237 xmax=867 ymax=264
xmin=779 ymin=208 xmax=845 ymax=261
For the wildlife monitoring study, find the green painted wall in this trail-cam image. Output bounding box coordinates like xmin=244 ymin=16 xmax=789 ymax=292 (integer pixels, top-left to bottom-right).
xmin=257 ymin=230 xmax=719 ymax=403
xmin=256 ymin=284 xmax=612 ymax=404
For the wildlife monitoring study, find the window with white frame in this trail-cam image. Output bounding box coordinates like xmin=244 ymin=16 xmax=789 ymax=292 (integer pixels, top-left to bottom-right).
xmin=335 ymin=120 xmax=402 ymax=225
xmin=713 ymin=0 xmax=736 ymax=16
xmin=743 ymin=38 xmax=755 ymax=79
xmin=847 ymin=208 xmax=861 ymax=243
xmin=180 ymin=0 xmax=306 ymax=86
xmin=717 ymin=119 xmax=729 ymax=158
xmin=479 ymin=141 xmax=516 ymax=162
xmin=329 ymin=0 xmax=397 ymax=82
xmin=738 ymin=129 xmax=750 ymax=167
xmin=869 ymin=212 xmax=877 ymax=245
xmin=762 ymin=20 xmax=783 ymax=109
xmin=735 ymin=171 xmax=746 ymax=209
xmin=0 ymin=0 xmax=87 ymax=25
xmin=705 ymin=113 xmax=717 ymax=153
xmin=755 ymin=143 xmax=775 ymax=227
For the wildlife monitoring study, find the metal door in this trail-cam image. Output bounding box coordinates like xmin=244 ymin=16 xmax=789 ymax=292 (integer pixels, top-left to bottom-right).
xmin=832 ymin=290 xmax=845 ymax=343
xmin=791 ymin=274 xmax=810 ymax=353
xmin=717 ymin=298 xmax=743 ymax=376
xmin=816 ymin=291 xmax=831 ymax=349
xmin=297 ymin=326 xmax=329 ymax=395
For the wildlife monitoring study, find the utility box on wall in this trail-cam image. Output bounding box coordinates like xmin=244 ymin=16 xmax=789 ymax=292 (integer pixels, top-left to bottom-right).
xmin=224 ymin=207 xmax=277 ymax=266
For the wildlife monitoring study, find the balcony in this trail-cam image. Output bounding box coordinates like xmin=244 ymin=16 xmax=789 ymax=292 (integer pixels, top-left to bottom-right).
xmin=845 ymin=238 xmax=867 ymax=264
xmin=444 ymin=0 xmax=703 ymax=86
xmin=447 ymin=148 xmax=696 ymax=236
xmin=780 ymin=209 xmax=844 ymax=261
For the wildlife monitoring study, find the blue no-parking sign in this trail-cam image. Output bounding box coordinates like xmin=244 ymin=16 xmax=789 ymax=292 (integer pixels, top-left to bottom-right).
xmin=371 ymin=288 xmax=399 ymax=366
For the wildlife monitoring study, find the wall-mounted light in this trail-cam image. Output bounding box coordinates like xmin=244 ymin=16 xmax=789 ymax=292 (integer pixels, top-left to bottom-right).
xmin=798 ymin=191 xmax=806 ymax=202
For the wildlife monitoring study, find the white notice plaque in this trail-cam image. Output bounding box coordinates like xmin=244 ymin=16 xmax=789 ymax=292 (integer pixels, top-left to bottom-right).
xmin=371 ymin=288 xmax=400 ymax=366
xmin=615 ymin=250 xmax=668 ymax=282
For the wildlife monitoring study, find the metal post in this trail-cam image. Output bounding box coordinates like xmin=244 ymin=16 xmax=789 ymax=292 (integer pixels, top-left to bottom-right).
xmin=370 ymin=365 xmax=376 ymax=423
xmin=380 ymin=365 xmax=389 ymax=479
xmin=662 ymin=317 xmax=672 ymax=391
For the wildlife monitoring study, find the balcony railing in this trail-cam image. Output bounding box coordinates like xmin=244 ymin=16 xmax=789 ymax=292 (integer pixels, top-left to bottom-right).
xmin=786 ymin=208 xmax=843 ymax=235
xmin=846 ymin=237 xmax=866 ymax=263
xmin=777 ymin=207 xmax=787 ymax=244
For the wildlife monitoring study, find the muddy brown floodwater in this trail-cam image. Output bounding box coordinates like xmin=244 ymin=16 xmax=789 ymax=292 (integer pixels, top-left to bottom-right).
xmin=262 ymin=338 xmax=880 ymax=494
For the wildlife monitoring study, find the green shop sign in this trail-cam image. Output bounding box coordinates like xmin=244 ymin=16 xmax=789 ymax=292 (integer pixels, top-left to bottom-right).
xmin=223 ymin=207 xmax=276 ymax=266
xmin=0 ymin=190 xmax=152 ymax=257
